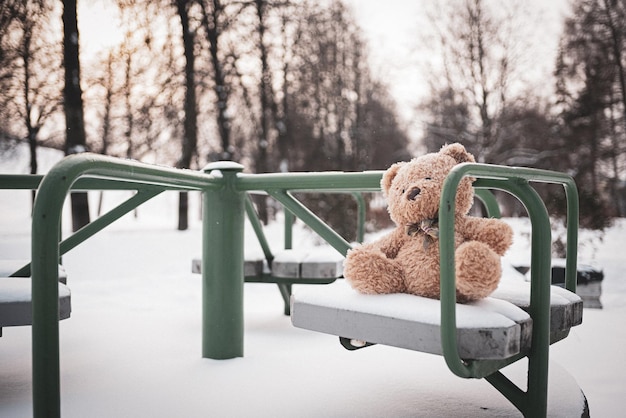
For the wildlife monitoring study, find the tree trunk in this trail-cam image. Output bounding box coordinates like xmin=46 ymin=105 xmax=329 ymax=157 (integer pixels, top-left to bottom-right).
xmin=176 ymin=0 xmax=198 ymax=230
xmin=602 ymin=0 xmax=626 ymax=134
xmin=62 ymin=0 xmax=90 ymax=231
xmin=255 ymin=0 xmax=270 ymax=223
xmin=199 ymin=0 xmax=232 ymax=160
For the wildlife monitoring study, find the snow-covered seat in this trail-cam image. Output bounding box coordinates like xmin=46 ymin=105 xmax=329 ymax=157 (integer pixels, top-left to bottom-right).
xmin=0 ymin=277 xmax=71 ymax=335
xmin=192 ymin=247 xmax=344 ymax=315
xmin=291 ymin=278 xmax=582 ymax=360
xmin=491 ymin=279 xmax=583 ymax=344
xmin=0 ymin=259 xmax=68 ymax=284
xmin=192 ymin=253 xmax=270 ymax=277
xmin=292 ymin=280 xmax=531 ymax=359
xmin=192 ymin=246 xmax=344 ymax=281
xmin=271 ymin=248 xmax=344 ymax=279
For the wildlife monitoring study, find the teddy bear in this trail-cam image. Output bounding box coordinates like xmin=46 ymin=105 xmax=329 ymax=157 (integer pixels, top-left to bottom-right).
xmin=344 ymin=143 xmax=513 ymax=303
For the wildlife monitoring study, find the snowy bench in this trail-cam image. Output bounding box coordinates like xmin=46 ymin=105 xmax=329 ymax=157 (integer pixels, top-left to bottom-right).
xmin=535 ymin=259 xmax=603 ymax=309
xmin=0 ymin=278 xmax=71 ymax=335
xmin=286 ymin=163 xmax=583 ymax=418
xmin=192 ymin=247 xmax=344 ymax=281
xmin=0 ymin=259 xmax=68 ymax=284
xmin=291 ymin=280 xmax=587 ymax=417
xmin=0 ymin=260 xmax=71 ymax=336
xmin=192 ymin=247 xmax=344 ymax=315
xmin=291 ymin=276 xmax=583 ymax=359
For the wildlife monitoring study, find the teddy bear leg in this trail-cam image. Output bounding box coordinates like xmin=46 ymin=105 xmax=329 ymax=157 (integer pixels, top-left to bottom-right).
xmin=454 ymin=241 xmax=502 ymax=302
xmin=344 ymin=247 xmax=406 ymax=294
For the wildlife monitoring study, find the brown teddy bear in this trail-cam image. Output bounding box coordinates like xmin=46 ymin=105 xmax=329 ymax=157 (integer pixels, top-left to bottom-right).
xmin=344 ymin=143 xmax=513 ymax=303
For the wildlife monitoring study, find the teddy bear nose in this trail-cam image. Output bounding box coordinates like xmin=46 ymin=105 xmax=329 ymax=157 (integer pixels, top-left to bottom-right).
xmin=407 ymin=187 xmax=421 ymax=200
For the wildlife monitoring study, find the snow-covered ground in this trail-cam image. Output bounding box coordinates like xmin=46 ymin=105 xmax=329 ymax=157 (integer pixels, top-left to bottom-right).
xmin=1 ymin=148 xmax=625 ymax=416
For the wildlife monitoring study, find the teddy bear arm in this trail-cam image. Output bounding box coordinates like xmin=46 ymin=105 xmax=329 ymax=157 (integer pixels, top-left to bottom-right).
xmin=462 ymin=217 xmax=513 ymax=256
xmin=346 ymin=229 xmax=402 ymax=258
xmin=375 ymin=228 xmax=406 ymax=259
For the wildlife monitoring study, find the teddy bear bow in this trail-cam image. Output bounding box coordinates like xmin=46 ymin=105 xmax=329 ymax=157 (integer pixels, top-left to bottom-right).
xmin=406 ymin=218 xmax=439 ymax=250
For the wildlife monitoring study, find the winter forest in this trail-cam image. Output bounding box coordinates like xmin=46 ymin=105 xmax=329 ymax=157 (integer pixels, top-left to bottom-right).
xmin=1 ymin=0 xmax=625 ymax=235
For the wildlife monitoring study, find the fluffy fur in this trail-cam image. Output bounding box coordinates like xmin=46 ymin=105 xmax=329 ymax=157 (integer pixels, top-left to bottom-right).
xmin=344 ymin=143 xmax=513 ymax=303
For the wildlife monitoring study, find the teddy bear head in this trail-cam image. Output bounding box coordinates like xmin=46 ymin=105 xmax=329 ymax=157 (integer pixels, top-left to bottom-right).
xmin=381 ymin=143 xmax=476 ymax=227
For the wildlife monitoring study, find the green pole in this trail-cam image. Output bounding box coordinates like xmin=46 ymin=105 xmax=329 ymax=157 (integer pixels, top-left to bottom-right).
xmin=474 ymin=188 xmax=501 ymax=218
xmin=284 ymin=208 xmax=294 ymax=250
xmin=522 ymin=184 xmax=552 ymax=417
xmin=351 ymin=192 xmax=366 ymax=243
xmin=202 ymin=162 xmax=245 ymax=359
xmin=32 ymin=172 xmax=67 ymax=418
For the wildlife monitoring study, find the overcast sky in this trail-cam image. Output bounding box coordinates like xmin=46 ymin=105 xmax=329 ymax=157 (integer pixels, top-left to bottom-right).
xmin=344 ymin=0 xmax=571 ymax=141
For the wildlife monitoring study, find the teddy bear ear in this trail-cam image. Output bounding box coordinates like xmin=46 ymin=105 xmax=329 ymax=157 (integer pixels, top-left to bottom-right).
xmin=440 ymin=143 xmax=476 ymax=164
xmin=381 ymin=162 xmax=405 ymax=195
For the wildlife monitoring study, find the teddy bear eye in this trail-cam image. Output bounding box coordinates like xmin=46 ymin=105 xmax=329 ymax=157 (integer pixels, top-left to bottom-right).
xmin=424 ymin=177 xmax=432 ymax=180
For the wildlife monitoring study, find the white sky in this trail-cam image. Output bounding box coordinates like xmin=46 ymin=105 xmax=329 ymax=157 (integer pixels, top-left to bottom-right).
xmin=343 ymin=0 xmax=571 ymax=137
xmin=77 ymin=0 xmax=124 ymax=57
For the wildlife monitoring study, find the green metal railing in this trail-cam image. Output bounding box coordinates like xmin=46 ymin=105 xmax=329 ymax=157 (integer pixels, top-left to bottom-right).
xmin=0 ymin=153 xmax=578 ymax=418
xmin=243 ymin=190 xmax=369 ymax=315
xmin=439 ymin=164 xmax=579 ymax=417
xmin=26 ymin=155 xmax=220 ymax=417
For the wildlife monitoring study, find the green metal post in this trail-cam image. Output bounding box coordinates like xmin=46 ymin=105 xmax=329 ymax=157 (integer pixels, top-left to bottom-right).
xmin=284 ymin=208 xmax=294 ymax=250
xmin=352 ymin=192 xmax=366 ymax=243
xmin=32 ymin=171 xmax=67 ymax=418
xmin=244 ymin=195 xmax=274 ymax=262
xmin=484 ymin=178 xmax=552 ymax=417
xmin=202 ymin=162 xmax=245 ymax=359
xmin=474 ymin=188 xmax=501 ymax=218
xmin=523 ymin=182 xmax=552 ymax=418
xmin=439 ymin=164 xmax=575 ymax=418
xmin=29 ymin=154 xmax=221 ymax=417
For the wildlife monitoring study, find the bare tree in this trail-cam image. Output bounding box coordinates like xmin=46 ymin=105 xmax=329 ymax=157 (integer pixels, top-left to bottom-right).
xmin=0 ymin=1 xmax=63 ymax=176
xmin=86 ymin=0 xmax=184 ymax=164
xmin=419 ymin=0 xmax=542 ymax=164
xmin=175 ymin=0 xmax=199 ymax=230
xmin=0 ymin=2 xmax=21 ymax=115
xmin=277 ymin=1 xmax=409 ymax=239
xmin=198 ymin=0 xmax=237 ymax=160
xmin=15 ymin=2 xmax=62 ymax=172
xmin=0 ymin=1 xmax=26 ymax=90
xmin=63 ymin=0 xmax=90 ymax=231
xmin=253 ymin=0 xmax=272 ymax=174
xmin=62 ymin=0 xmax=90 ymax=230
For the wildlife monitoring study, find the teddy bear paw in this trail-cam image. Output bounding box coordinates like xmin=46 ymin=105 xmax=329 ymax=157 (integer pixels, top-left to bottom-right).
xmin=344 ymin=248 xmax=406 ymax=294
xmin=454 ymin=241 xmax=502 ymax=302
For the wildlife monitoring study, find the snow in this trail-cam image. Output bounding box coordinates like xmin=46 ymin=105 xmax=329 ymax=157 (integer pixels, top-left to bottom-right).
xmin=1 ymin=148 xmax=625 ymax=416
xmin=493 ymin=279 xmax=582 ymax=307
xmin=294 ymin=280 xmax=527 ymax=328
xmin=301 ymin=246 xmax=345 ymax=263
xmin=0 ymin=278 xmax=70 ymax=304
xmin=273 ymin=248 xmax=308 ymax=263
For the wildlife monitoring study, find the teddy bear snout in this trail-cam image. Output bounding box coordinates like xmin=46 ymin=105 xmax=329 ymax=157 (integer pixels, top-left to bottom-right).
xmin=407 ymin=187 xmax=421 ymax=200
